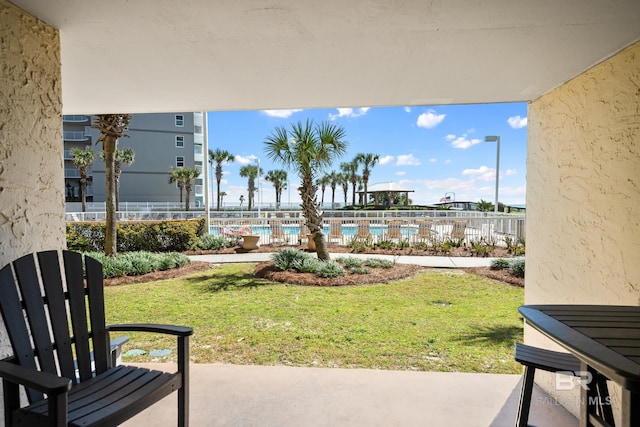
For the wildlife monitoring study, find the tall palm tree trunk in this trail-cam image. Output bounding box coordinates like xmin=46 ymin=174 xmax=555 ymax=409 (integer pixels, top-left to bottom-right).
xmin=80 ymin=175 xmax=87 ymax=212
xmin=301 ymin=176 xmax=329 ymax=260
xmin=103 ymin=135 xmax=117 ymax=256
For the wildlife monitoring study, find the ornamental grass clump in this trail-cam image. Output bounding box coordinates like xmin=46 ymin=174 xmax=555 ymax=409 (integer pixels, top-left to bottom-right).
xmin=364 ymin=258 xmax=394 ymax=268
xmin=272 ymin=248 xmax=310 ymax=271
xmin=84 ymin=251 xmax=190 ymax=278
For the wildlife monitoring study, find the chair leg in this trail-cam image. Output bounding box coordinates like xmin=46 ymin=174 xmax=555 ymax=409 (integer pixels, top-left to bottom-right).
xmin=516 ymin=366 xmax=535 ymax=427
xmin=178 ymin=335 xmax=189 ymax=427
xmin=595 ymin=375 xmax=614 ymax=425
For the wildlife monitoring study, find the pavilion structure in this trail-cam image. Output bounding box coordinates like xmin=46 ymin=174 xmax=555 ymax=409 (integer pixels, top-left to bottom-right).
xmin=357 ymin=182 xmax=415 ymax=207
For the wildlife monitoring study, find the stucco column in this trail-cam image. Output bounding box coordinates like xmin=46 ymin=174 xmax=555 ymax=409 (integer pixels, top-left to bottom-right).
xmin=0 ymin=0 xmax=65 ymax=357
xmin=526 ymin=41 xmax=640 ymax=421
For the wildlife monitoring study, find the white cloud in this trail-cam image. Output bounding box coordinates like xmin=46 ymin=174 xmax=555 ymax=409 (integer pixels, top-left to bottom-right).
xmin=416 ymin=109 xmax=445 ymax=129
xmin=462 ymin=165 xmax=496 ymax=181
xmin=378 ymin=155 xmax=394 ymax=165
xmin=466 ymin=128 xmax=476 ymax=134
xmin=396 ymin=171 xmax=406 ymax=176
xmin=261 ymin=109 xmax=303 ymax=118
xmin=445 ymin=159 xmax=452 ymax=164
xmin=429 ymin=158 xmax=437 ymax=163
xmin=505 ymin=169 xmax=517 ymax=176
xmin=448 ymin=134 xmax=482 ymax=149
xmin=396 ymin=154 xmax=421 ymax=166
xmin=404 ymin=106 xmax=411 ymax=113
xmin=507 ymin=115 xmax=528 ymax=129
xmin=328 ymin=107 xmax=370 ymax=121
xmin=234 ymin=155 xmax=255 ymax=165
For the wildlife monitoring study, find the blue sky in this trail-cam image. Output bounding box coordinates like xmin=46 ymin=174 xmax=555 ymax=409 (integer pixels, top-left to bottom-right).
xmin=206 ymin=102 xmax=527 ymax=208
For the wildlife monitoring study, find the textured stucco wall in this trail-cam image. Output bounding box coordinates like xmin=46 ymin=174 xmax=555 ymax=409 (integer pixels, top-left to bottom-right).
xmin=0 ymin=0 xmax=64 ymax=266
xmin=0 ymin=0 xmax=64 ymax=355
xmin=526 ymin=41 xmax=640 ymax=419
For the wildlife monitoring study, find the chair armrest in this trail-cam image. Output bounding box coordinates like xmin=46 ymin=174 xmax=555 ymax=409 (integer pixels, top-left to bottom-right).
xmin=108 ymin=323 xmax=193 ymax=337
xmin=0 ymin=360 xmax=71 ymax=395
xmin=110 ymin=335 xmax=130 ymax=350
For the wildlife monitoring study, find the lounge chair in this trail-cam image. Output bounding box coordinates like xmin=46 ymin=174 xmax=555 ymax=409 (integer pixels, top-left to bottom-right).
xmin=326 ymin=220 xmax=342 ymax=244
xmin=269 ymin=220 xmax=286 ymax=244
xmin=385 ymin=220 xmax=403 ymax=240
xmin=355 ymin=221 xmax=372 ymax=239
xmin=450 ymin=221 xmax=467 ymax=242
xmin=219 ymin=225 xmax=253 ymax=237
xmin=416 ymin=220 xmax=433 ymax=242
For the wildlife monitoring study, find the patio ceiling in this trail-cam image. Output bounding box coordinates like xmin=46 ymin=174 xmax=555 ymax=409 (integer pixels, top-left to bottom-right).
xmin=10 ymin=0 xmax=640 ymax=114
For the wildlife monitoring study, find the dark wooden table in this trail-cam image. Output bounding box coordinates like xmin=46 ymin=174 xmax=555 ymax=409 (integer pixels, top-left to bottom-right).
xmin=519 ymin=305 xmax=640 ymax=427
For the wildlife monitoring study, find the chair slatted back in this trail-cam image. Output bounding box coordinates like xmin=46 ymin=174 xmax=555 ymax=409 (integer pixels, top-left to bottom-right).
xmin=417 ymin=221 xmax=433 ymax=239
xmin=328 ymin=220 xmax=343 ymax=239
xmin=0 ymin=250 xmax=110 ymax=403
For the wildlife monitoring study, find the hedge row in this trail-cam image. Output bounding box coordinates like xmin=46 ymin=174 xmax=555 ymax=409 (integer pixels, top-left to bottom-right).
xmin=67 ymin=218 xmax=207 ymax=253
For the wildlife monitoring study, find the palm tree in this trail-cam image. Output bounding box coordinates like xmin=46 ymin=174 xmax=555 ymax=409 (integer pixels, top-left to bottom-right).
xmin=239 ymin=164 xmax=261 ymax=211
xmin=181 ymin=167 xmax=200 ymax=211
xmin=317 ymin=174 xmax=331 ymax=207
xmin=340 ymin=160 xmax=359 ymax=207
xmin=219 ymin=191 xmax=227 ymax=207
xmin=94 ymin=114 xmax=131 ymax=256
xmin=208 ymin=148 xmax=235 ymax=211
xmin=355 ymin=152 xmax=380 ymax=208
xmin=328 ymin=171 xmax=340 ymax=209
xmin=168 ymin=167 xmax=186 ymax=203
xmin=70 ymin=147 xmax=95 ymax=213
xmin=100 ymin=147 xmax=134 ymax=211
xmin=477 ymin=199 xmax=494 ymax=212
xmin=338 ymin=172 xmax=349 ymax=207
xmin=264 ymin=169 xmax=288 ymax=210
xmin=264 ymin=119 xmax=347 ymax=261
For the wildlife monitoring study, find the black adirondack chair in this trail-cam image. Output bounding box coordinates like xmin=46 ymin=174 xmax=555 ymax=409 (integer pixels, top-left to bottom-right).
xmin=0 ymin=250 xmax=193 ymax=426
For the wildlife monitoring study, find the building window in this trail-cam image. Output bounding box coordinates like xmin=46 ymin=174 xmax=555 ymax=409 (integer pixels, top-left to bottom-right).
xmin=176 ymin=136 xmax=184 ymax=148
xmin=176 ymin=156 xmax=185 ymax=167
xmin=194 ymin=125 xmax=202 ymax=134
xmin=175 ymin=115 xmax=184 ymax=127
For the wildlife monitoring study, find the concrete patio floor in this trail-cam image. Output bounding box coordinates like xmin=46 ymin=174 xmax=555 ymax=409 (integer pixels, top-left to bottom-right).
xmin=122 ymin=363 xmax=578 ymax=426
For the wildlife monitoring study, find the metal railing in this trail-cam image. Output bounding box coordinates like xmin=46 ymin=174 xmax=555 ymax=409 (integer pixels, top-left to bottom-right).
xmin=65 ymin=209 xmax=526 ymax=246
xmin=62 ymin=115 xmax=90 ymax=123
xmin=63 ymin=131 xmax=89 ymax=141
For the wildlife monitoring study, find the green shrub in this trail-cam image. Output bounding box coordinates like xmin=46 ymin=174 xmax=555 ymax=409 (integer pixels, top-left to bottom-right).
xmin=348 ymin=266 xmax=371 ymax=275
xmin=272 ymin=248 xmax=311 ymax=271
xmin=336 ymin=257 xmax=364 ymax=269
xmin=291 ymin=257 xmax=323 ymax=274
xmin=364 ymin=258 xmax=394 ymax=268
xmin=82 ymin=251 xmax=190 ymax=278
xmin=347 ymin=237 xmax=371 ymax=253
xmin=376 ymin=240 xmax=394 ymax=250
xmin=316 ymin=261 xmax=345 ymax=278
xmin=197 ymin=234 xmax=234 ymax=250
xmin=490 ymin=258 xmax=511 ymax=270
xmin=509 ymin=257 xmax=525 ymax=278
xmin=67 ymin=220 xmax=203 ymax=253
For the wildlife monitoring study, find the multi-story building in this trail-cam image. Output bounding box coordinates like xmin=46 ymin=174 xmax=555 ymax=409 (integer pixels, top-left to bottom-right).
xmin=63 ymin=112 xmax=207 ymax=208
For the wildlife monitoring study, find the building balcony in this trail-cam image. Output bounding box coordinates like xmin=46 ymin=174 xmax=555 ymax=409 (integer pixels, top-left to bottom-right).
xmin=62 ymin=115 xmax=90 ymax=123
xmin=65 ymin=168 xmax=92 ymax=179
xmin=63 ymin=131 xmax=90 ymax=141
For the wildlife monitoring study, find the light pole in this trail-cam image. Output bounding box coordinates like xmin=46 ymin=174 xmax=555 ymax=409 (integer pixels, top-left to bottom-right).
xmin=484 ymin=135 xmax=501 ymax=213
xmin=255 ymin=157 xmax=261 ymax=219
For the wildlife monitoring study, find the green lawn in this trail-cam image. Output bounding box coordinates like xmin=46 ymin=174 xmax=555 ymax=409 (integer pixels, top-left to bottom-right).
xmin=105 ymin=264 xmax=524 ymax=374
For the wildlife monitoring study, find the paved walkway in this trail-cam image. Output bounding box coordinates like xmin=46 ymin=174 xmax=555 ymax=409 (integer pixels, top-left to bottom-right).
xmin=189 ymin=252 xmax=497 ymax=268
xmin=123 ymin=363 xmax=577 ymax=427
